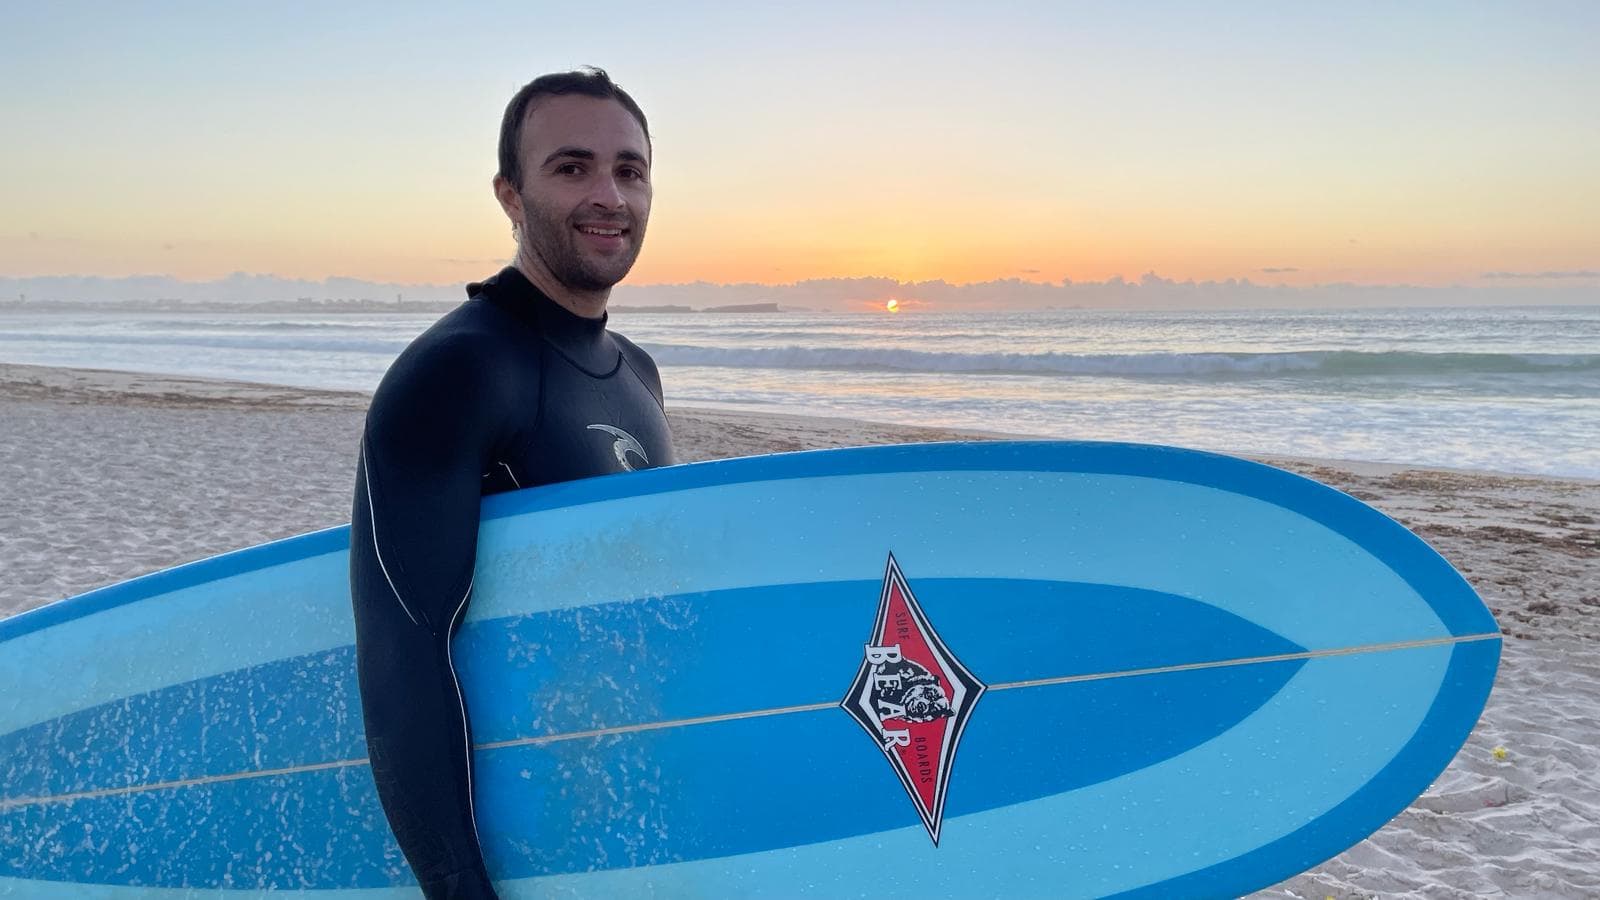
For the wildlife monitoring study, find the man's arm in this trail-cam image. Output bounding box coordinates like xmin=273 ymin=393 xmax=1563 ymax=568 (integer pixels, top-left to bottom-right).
xmin=349 ymin=338 xmax=506 ymax=899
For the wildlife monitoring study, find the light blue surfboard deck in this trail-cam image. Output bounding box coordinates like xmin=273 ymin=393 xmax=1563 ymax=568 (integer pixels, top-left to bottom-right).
xmin=0 ymin=441 xmax=1499 ymax=899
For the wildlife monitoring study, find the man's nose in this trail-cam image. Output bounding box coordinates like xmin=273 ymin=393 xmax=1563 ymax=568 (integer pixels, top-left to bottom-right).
xmin=588 ymin=175 xmax=626 ymax=210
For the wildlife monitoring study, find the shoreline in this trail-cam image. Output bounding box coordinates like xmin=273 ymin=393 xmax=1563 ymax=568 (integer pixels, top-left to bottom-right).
xmin=2 ymin=362 xmax=1598 ymax=897
xmin=4 ymin=362 xmax=1592 ymax=485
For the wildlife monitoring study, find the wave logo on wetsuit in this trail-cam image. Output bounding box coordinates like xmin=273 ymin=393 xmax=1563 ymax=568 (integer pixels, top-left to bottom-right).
xmin=840 ymin=553 xmax=987 ymax=845
xmin=586 ymin=423 xmax=649 ymax=472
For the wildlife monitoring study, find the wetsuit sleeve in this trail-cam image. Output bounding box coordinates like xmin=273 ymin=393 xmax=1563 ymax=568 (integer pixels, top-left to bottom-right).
xmin=349 ymin=338 xmax=509 ymax=900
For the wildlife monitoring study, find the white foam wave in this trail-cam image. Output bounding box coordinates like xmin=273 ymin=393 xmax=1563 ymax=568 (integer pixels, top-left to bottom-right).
xmin=642 ymin=345 xmax=1600 ymax=379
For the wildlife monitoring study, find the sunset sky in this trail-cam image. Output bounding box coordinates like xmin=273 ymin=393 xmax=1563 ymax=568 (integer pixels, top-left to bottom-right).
xmin=3 ymin=1 xmax=1596 ymax=291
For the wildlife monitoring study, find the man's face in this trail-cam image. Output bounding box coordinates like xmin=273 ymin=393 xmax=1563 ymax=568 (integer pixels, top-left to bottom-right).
xmin=512 ymin=95 xmax=652 ymax=293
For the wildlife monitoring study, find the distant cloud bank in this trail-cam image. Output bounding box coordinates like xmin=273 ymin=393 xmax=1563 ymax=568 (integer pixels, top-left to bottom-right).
xmin=1 ymin=270 xmax=1595 ymax=311
xmin=1480 ymin=270 xmax=1600 ymax=280
xmin=611 ymin=271 xmax=1597 ymax=311
xmin=0 ymin=273 xmax=465 ymax=306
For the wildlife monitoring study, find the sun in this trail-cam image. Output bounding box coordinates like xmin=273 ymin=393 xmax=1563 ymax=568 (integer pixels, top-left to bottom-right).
xmin=885 ymin=298 xmax=900 ymax=313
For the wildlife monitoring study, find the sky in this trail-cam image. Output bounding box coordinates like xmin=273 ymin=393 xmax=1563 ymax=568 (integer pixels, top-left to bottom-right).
xmin=2 ymin=1 xmax=1597 ymax=301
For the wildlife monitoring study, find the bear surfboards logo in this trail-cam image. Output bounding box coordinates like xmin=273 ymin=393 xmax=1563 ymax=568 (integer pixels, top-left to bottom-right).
xmin=841 ymin=553 xmax=986 ymax=845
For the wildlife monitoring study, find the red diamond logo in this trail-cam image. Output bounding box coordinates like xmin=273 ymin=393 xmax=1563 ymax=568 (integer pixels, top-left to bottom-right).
xmin=841 ymin=553 xmax=986 ymax=845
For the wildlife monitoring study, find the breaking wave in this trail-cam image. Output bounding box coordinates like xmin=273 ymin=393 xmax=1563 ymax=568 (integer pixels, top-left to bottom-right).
xmin=642 ymin=345 xmax=1600 ymax=379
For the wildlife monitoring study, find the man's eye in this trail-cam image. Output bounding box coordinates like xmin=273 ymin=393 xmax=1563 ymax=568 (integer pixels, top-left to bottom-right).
xmin=556 ymin=163 xmax=583 ymax=175
xmin=619 ymin=167 xmax=644 ymax=181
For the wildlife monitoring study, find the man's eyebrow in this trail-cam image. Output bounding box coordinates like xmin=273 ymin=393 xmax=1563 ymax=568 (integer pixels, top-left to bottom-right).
xmin=542 ymin=146 xmax=649 ymax=167
xmin=542 ymin=146 xmax=595 ymax=166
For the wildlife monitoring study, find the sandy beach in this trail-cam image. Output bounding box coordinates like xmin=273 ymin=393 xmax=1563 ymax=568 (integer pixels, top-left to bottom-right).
xmin=2 ymin=362 xmax=1596 ymax=898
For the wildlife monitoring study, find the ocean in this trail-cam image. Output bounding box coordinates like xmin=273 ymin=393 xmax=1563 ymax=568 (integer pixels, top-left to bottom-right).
xmin=2 ymin=304 xmax=1597 ymax=478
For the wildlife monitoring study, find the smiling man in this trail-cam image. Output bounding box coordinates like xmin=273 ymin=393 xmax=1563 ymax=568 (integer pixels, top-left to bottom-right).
xmin=349 ymin=69 xmax=676 ymax=899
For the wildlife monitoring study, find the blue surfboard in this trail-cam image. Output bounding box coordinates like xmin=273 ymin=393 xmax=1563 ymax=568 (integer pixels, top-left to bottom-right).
xmin=0 ymin=441 xmax=1499 ymax=898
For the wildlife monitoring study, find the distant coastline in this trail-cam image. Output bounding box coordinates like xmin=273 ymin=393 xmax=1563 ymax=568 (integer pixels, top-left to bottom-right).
xmin=614 ymin=302 xmax=792 ymax=314
xmin=0 ymin=299 xmax=800 ymax=315
xmin=5 ymin=272 xmax=1597 ymax=314
xmin=0 ymin=299 xmax=462 ymax=314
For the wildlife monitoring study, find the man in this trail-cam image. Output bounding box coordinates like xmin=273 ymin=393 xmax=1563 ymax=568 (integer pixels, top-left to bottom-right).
xmin=349 ymin=68 xmax=675 ymax=899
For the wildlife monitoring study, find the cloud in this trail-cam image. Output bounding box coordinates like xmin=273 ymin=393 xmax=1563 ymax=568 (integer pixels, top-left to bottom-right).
xmin=0 ymin=273 xmax=462 ymax=304
xmin=609 ymin=273 xmax=1600 ymax=311
xmin=1019 ymin=268 xmax=1041 ymax=274
xmin=1481 ymin=270 xmax=1600 ymax=280
xmin=7 ymin=271 xmax=1597 ymax=311
xmin=1258 ymin=267 xmax=1299 ymax=274
xmin=2 ymin=232 xmax=82 ymax=244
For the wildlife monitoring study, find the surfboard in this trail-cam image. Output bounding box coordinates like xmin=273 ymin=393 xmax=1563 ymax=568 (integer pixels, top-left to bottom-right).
xmin=0 ymin=441 xmax=1499 ymax=898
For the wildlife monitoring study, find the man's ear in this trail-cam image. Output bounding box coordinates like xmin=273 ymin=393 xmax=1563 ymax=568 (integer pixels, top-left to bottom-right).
xmin=493 ymin=174 xmax=523 ymax=224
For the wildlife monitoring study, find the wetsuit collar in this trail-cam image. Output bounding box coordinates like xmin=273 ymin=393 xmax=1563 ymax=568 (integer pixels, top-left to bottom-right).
xmin=468 ymin=267 xmax=610 ymax=337
xmin=468 ymin=267 xmax=618 ymax=375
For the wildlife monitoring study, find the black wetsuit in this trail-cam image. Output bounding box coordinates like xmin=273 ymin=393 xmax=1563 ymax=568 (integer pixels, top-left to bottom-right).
xmin=349 ymin=267 xmax=676 ymax=899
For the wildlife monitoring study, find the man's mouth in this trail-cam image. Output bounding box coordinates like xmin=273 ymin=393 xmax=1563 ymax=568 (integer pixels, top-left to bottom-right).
xmin=574 ymin=223 xmax=629 ymax=252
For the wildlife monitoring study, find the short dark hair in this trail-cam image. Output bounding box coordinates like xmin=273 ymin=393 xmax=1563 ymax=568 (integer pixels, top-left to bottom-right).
xmin=497 ymin=67 xmax=651 ymax=190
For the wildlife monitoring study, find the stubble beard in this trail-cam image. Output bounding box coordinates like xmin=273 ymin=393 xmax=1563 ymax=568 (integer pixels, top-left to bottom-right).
xmin=520 ymin=189 xmax=645 ymax=294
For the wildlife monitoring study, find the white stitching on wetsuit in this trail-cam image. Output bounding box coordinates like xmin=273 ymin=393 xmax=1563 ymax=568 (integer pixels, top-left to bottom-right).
xmin=498 ymin=461 xmax=521 ymax=488
xmin=365 ymin=441 xmax=478 ymax=839
xmin=361 ymin=444 xmax=421 ymax=627
xmin=616 ymin=345 xmax=667 ymax=413
xmin=445 ymin=574 xmax=481 ymax=842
